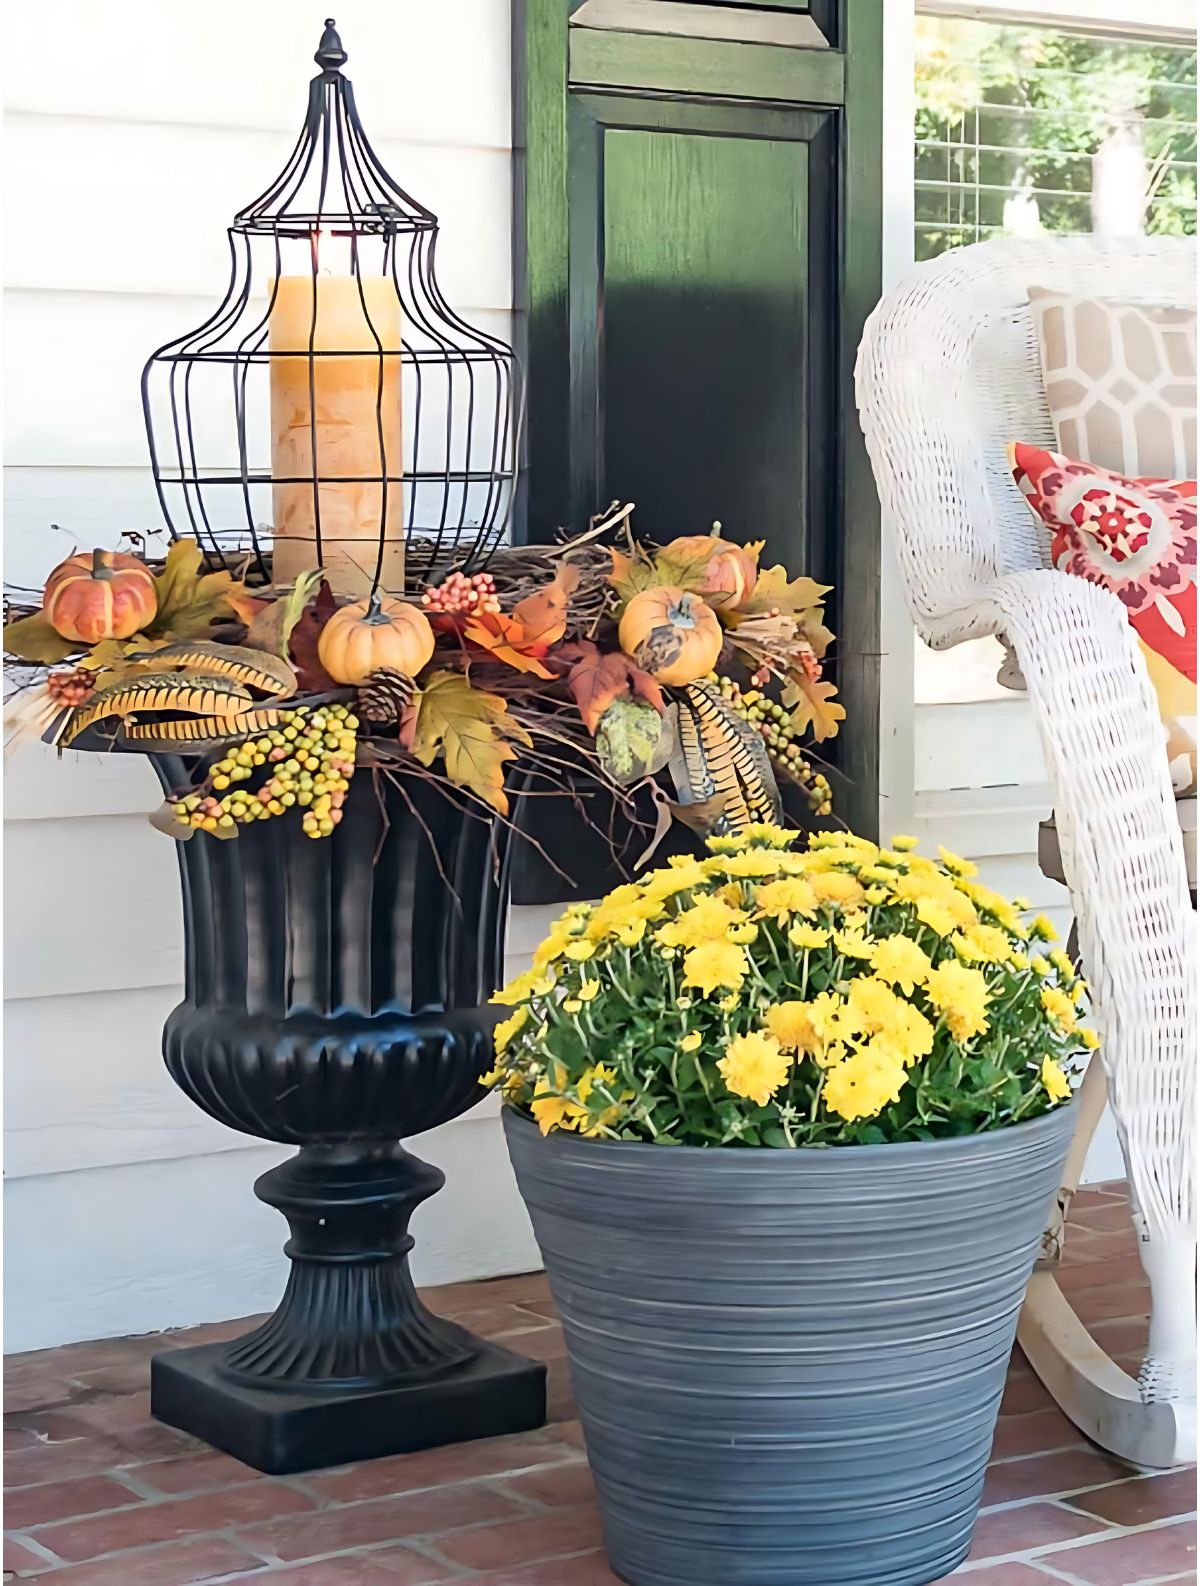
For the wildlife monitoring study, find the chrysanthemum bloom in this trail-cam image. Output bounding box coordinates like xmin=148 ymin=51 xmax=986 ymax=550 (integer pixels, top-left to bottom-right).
xmin=951 ymin=924 xmax=1011 ymax=965
xmin=681 ymin=941 xmax=749 ymax=997
xmin=717 ymin=1031 xmax=791 ymax=1106
xmin=1040 ymin=1056 xmax=1072 ymax=1103
xmin=870 ymin=935 xmax=932 ymax=994
xmin=754 ymin=876 xmax=819 ymax=921
xmin=924 ymin=961 xmax=991 ymax=1041
xmin=494 ymin=1006 xmax=529 ymax=1053
xmin=656 ymin=894 xmax=746 ymax=949
xmin=821 ymin=1049 xmax=907 ymax=1121
xmin=1041 ymin=986 xmax=1077 ymax=1031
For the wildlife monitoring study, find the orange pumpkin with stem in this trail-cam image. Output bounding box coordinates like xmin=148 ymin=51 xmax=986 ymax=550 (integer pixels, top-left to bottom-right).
xmin=618 ymin=586 xmax=723 ymax=687
xmin=43 ymin=548 xmax=158 ymax=645
xmin=661 ymin=524 xmax=759 ymax=610
xmin=317 ymin=591 xmax=436 ymax=685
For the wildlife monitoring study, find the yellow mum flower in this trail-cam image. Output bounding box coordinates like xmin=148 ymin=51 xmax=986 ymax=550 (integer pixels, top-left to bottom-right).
xmin=480 ymin=1064 xmax=505 ymax=1089
xmin=924 ymin=961 xmax=991 ymax=1042
xmin=810 ymin=870 xmax=867 ymax=908
xmin=766 ymin=993 xmax=846 ymax=1062
xmin=616 ymin=918 xmax=647 ymax=947
xmin=718 ymin=993 xmax=739 ymax=1012
xmin=494 ymin=1005 xmax=530 ymax=1054
xmin=1009 ymin=950 xmax=1030 ymax=972
xmin=914 ymin=897 xmax=962 ymax=938
xmin=870 ymin=935 xmax=932 ymax=993
xmin=1031 ymin=915 xmax=1059 ymax=942
xmin=657 ymin=895 xmax=746 ymax=949
xmin=564 ymin=941 xmax=596 ymax=962
xmin=592 ymin=1062 xmax=618 ymax=1086
xmin=834 ymin=926 xmax=875 ymax=959
xmin=563 ymin=998 xmax=582 ymax=1014
xmin=755 ymin=877 xmax=819 ymax=920
xmin=727 ymin=920 xmax=759 ymax=945
xmin=577 ymin=979 xmax=600 ymax=1002
xmin=846 ymin=974 xmax=905 ymax=1029
xmin=706 ymin=832 xmax=749 ymax=854
xmin=870 ymin=1004 xmax=936 ymax=1067
xmin=1049 ymin=948 xmax=1076 ymax=980
xmin=1040 ymin=1057 xmax=1072 ymax=1104
xmin=681 ymin=941 xmax=749 ymax=997
xmin=822 ymin=1050 xmax=907 ymax=1121
xmin=642 ymin=861 xmax=709 ymax=900
xmin=937 ymin=846 xmax=979 ymax=879
xmin=1081 ymin=1027 xmax=1100 ymax=1050
xmin=492 ymin=967 xmax=547 ymax=1006
xmin=679 ymin=1031 xmax=702 ymax=1052
xmin=713 ymin=849 xmax=788 ymax=878
xmin=531 ymin=1090 xmax=584 ymax=1136
xmin=1041 ymin=986 xmax=1077 ymax=1031
xmin=741 ymin=822 xmax=797 ymax=848
xmin=951 ymin=924 xmax=1011 ymax=965
xmin=788 ymin=922 xmax=831 ymax=951
xmin=716 ymin=1031 xmax=791 ymax=1106
xmin=890 ymin=834 xmax=920 ymax=850
xmin=1031 ymin=955 xmax=1051 ymax=976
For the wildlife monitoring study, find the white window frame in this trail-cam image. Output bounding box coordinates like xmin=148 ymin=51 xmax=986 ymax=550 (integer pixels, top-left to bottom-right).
xmin=918 ymin=0 xmax=1196 ymax=43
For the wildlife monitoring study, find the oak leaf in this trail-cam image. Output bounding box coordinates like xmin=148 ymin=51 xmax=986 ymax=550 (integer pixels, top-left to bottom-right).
xmin=734 ymin=563 xmax=831 ymax=621
xmin=145 ymin=540 xmax=252 ymax=643
xmin=566 ymin=643 xmax=664 ymax=734
xmin=409 ymin=670 xmax=532 ymax=816
xmin=608 ymin=546 xmax=663 ymax=603
xmin=783 ymin=674 xmax=846 ymax=743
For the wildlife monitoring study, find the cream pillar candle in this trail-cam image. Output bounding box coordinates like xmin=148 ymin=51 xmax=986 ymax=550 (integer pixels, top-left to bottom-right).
xmin=268 ymin=274 xmax=404 ymax=596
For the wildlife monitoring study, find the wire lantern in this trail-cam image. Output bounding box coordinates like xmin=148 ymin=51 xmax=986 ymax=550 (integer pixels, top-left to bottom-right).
xmin=140 ymin=19 xmax=519 ymax=598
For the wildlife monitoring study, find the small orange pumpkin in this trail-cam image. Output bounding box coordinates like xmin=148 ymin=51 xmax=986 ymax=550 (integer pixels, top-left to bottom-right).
xmin=317 ymin=592 xmax=436 ymax=685
xmin=618 ymin=586 xmax=723 ymax=687
xmin=662 ymin=530 xmax=758 ymax=610
xmin=44 ymin=548 xmax=158 ymax=645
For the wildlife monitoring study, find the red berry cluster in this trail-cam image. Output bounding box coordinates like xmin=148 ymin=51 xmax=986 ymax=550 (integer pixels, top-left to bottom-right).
xmin=422 ymin=570 xmax=501 ymax=617
xmin=47 ymin=667 xmax=96 ymax=707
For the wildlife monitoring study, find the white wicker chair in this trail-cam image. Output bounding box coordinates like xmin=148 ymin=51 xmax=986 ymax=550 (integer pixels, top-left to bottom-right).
xmin=855 ymin=236 xmax=1196 ymax=1469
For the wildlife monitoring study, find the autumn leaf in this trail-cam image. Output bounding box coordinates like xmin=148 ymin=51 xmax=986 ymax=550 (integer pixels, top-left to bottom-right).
xmin=144 ymin=540 xmax=250 ymax=643
xmin=566 ymin=643 xmax=664 ymax=734
xmin=511 ymin=564 xmax=581 ymax=649
xmin=246 ymin=569 xmax=325 ymax=660
xmin=734 ymin=564 xmax=831 ymax=621
xmin=288 ymin=580 xmax=340 ymax=692
xmin=608 ymin=546 xmax=664 ymax=603
xmin=2 ymin=610 xmax=82 ymax=666
xmin=409 ymin=669 xmax=532 ymax=815
xmin=784 ymin=673 xmax=846 ymax=743
xmin=461 ymin=611 xmax=556 ymax=678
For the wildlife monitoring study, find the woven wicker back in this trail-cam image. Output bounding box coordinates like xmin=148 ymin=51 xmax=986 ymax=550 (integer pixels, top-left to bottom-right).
xmin=856 ymin=235 xmax=1196 ymax=645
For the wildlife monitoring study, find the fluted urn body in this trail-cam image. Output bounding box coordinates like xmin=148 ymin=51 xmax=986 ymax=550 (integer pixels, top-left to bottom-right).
xmin=149 ymin=761 xmax=546 ymax=1473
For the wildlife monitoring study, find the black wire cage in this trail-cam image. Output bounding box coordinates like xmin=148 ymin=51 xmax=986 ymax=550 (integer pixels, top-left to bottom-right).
xmin=140 ymin=18 xmax=520 ymax=598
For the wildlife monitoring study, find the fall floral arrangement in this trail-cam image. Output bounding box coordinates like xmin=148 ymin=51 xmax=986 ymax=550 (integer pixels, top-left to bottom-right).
xmin=2 ymin=510 xmax=840 ymax=856
xmin=484 ymin=825 xmax=1089 ymax=1145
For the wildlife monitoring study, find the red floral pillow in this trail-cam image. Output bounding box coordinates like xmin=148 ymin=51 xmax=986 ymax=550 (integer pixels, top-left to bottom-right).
xmin=1010 ymin=442 xmax=1197 ymax=797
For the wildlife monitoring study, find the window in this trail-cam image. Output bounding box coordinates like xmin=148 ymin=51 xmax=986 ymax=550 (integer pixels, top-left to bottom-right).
xmin=915 ymin=17 xmax=1197 ymax=261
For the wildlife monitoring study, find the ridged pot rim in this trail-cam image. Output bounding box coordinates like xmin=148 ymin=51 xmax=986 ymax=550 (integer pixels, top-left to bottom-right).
xmin=503 ymin=1095 xmax=1076 ymax=1168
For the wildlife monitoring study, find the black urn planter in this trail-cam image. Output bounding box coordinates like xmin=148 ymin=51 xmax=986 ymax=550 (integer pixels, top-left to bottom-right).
xmin=149 ymin=760 xmax=546 ymax=1474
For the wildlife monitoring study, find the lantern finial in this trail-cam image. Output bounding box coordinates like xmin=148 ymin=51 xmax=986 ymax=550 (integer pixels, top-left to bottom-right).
xmin=315 ymin=19 xmax=347 ymax=72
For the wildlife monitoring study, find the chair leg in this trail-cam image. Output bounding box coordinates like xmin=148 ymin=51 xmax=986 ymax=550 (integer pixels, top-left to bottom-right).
xmin=1018 ymin=921 xmax=1193 ymax=1468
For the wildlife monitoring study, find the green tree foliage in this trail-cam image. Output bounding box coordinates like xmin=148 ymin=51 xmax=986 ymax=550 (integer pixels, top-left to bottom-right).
xmin=915 ymin=18 xmax=1197 ymax=260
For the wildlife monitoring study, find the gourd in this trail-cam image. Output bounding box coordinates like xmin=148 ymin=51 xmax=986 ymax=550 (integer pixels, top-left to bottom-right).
xmin=663 ymin=531 xmax=758 ymax=610
xmin=43 ymin=549 xmax=158 ymax=645
xmin=317 ymin=592 xmax=436 ymax=686
xmin=618 ymin=586 xmax=723 ymax=687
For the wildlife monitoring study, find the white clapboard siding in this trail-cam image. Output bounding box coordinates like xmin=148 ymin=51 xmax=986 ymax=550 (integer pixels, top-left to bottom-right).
xmin=3 ymin=0 xmax=531 ymax=1354
xmin=4 ymin=117 xmax=512 ymax=309
xmin=6 ymin=1101 xmax=538 ymax=1355
xmin=915 ymin=697 xmax=1046 ymax=792
xmin=8 ymin=0 xmax=512 ymax=150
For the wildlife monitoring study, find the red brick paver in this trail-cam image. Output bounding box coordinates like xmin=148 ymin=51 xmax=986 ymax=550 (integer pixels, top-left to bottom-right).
xmin=2 ymin=1180 xmax=1192 ymax=1586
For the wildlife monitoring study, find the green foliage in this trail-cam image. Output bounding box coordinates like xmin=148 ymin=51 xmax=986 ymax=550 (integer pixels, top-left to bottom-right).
xmin=915 ymin=18 xmax=1196 ymax=260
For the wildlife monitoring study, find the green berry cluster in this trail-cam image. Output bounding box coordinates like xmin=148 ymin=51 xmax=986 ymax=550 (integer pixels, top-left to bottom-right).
xmin=171 ymin=704 xmax=359 ymax=840
xmin=713 ymin=675 xmax=833 ymax=817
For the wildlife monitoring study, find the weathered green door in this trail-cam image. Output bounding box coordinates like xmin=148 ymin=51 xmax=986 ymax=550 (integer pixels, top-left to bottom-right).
xmin=513 ymin=0 xmax=883 ymax=835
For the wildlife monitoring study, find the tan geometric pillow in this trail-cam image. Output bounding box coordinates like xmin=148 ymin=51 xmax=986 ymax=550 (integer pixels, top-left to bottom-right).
xmin=1029 ymin=286 xmax=1196 ymax=481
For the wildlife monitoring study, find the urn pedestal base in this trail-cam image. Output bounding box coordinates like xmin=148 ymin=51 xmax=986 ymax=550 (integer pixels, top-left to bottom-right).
xmin=151 ymin=1334 xmax=547 ymax=1476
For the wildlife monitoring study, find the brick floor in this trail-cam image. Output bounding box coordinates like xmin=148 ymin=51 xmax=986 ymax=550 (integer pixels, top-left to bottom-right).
xmin=3 ymin=1181 xmax=1194 ymax=1585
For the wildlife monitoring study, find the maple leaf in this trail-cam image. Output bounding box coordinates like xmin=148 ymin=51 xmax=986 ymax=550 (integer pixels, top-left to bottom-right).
xmin=409 ymin=670 xmax=532 ymax=816
xmin=566 ymin=643 xmax=665 ymax=734
xmin=144 ymin=540 xmax=251 ymax=643
xmin=734 ymin=564 xmax=831 ymax=622
xmin=510 ymin=564 xmax=581 ymax=649
xmin=608 ymin=546 xmax=664 ymax=603
xmin=783 ymin=673 xmax=846 ymax=743
xmin=461 ymin=612 xmax=557 ymax=677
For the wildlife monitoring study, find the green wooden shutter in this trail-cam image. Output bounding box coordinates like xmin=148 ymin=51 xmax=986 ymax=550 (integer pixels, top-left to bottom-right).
xmin=513 ymin=0 xmax=883 ymax=836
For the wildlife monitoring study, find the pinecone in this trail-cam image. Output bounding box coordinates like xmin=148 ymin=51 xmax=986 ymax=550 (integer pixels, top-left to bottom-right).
xmin=356 ymin=668 xmax=415 ymax=729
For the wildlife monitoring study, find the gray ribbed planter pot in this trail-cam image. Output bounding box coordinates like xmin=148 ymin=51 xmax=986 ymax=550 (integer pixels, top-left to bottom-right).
xmin=504 ymin=1102 xmax=1075 ymax=1586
